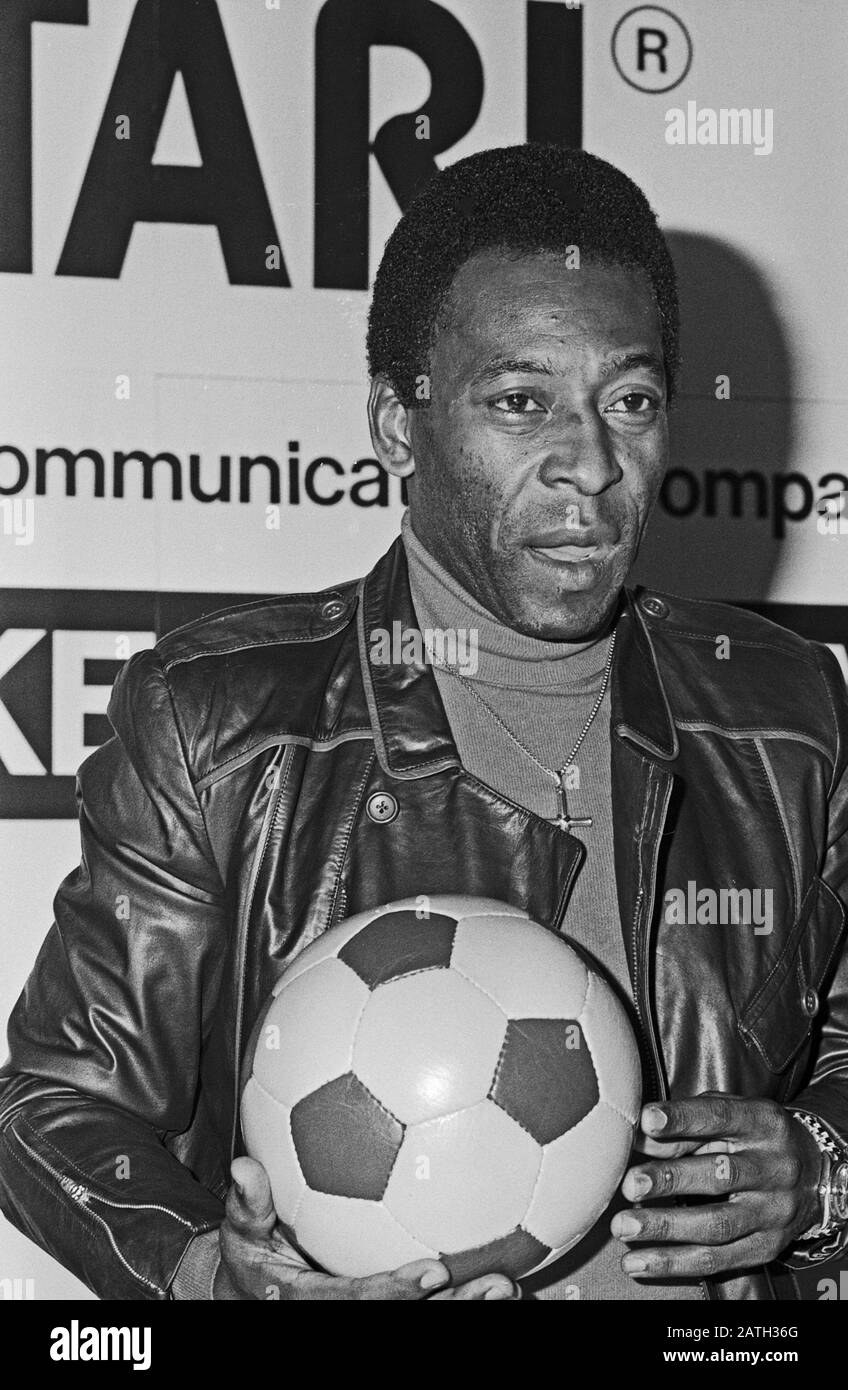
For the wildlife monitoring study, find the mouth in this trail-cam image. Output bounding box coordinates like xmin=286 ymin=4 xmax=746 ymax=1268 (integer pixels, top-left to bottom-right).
xmin=523 ymin=531 xmax=617 ymax=590
xmin=531 ymin=543 xmax=599 ymax=563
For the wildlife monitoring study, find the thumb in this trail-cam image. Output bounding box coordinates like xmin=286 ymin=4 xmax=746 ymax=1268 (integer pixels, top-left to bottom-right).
xmin=226 ymin=1156 xmax=277 ymax=1236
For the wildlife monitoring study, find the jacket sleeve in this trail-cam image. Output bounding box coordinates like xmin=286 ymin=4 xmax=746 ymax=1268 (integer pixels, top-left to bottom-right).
xmin=783 ymin=643 xmax=848 ymax=1265
xmin=0 ymin=646 xmax=229 ymax=1299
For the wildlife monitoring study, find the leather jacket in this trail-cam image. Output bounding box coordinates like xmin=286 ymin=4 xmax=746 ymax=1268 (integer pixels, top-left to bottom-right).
xmin=1 ymin=538 xmax=847 ymax=1301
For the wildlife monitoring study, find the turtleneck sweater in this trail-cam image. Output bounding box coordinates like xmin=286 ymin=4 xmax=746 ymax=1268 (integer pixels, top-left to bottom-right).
xmin=403 ymin=512 xmax=698 ymax=1302
xmin=402 ymin=511 xmax=626 ymax=989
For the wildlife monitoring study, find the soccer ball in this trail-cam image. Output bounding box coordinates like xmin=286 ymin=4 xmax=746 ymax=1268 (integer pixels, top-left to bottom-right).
xmin=240 ymin=895 xmax=641 ymax=1282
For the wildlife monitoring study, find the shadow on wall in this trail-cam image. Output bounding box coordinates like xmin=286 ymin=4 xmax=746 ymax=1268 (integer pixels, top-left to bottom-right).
xmin=631 ymin=232 xmax=794 ymax=603
xmin=631 ymin=240 xmax=848 ymax=1300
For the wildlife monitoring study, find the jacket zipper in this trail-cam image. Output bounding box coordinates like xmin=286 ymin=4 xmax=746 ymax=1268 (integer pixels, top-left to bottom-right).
xmin=632 ymin=767 xmax=672 ymax=1104
xmin=633 ymin=767 xmax=709 ymax=1302
xmin=230 ymin=743 xmax=294 ymax=1155
xmin=13 ymin=1130 xmax=189 ymax=1295
xmin=14 ymin=1130 xmax=196 ymax=1226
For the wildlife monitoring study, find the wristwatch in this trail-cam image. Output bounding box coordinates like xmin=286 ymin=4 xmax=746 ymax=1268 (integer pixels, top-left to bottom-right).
xmin=791 ymin=1111 xmax=848 ymax=1241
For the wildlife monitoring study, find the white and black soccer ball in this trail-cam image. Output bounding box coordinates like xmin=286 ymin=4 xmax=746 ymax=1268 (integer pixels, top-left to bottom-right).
xmin=241 ymin=896 xmax=641 ymax=1282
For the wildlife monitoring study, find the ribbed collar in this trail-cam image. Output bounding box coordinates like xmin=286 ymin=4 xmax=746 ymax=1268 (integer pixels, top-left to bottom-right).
xmin=401 ymin=510 xmax=614 ymax=690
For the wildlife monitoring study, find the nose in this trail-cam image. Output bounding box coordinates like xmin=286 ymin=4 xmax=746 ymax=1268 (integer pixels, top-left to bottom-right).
xmin=536 ymin=415 xmax=622 ymax=495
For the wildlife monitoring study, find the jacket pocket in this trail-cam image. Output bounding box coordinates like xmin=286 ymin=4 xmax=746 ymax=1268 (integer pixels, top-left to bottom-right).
xmin=738 ymin=876 xmax=846 ymax=1073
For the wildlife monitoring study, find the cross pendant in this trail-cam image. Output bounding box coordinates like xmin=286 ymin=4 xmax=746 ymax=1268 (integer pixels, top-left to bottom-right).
xmin=555 ymin=769 xmax=593 ymax=833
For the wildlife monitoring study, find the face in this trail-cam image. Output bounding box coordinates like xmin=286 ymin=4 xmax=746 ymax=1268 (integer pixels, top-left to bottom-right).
xmin=372 ymin=250 xmax=669 ymax=641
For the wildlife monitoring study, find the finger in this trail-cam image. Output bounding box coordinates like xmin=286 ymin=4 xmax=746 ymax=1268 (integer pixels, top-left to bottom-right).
xmin=357 ymin=1260 xmax=453 ymax=1301
xmin=620 ymin=1230 xmax=783 ymax=1280
xmin=621 ymin=1150 xmax=764 ymax=1202
xmin=611 ymin=1196 xmax=777 ymax=1249
xmin=260 ymin=1258 xmax=453 ymax=1302
xmin=640 ymin=1096 xmax=773 ymax=1144
xmin=429 ymin=1273 xmax=519 ymax=1301
xmin=257 ymin=1262 xmax=453 ymax=1301
xmin=225 ymin=1157 xmax=277 ymax=1236
xmin=634 ymin=1136 xmax=703 ymax=1160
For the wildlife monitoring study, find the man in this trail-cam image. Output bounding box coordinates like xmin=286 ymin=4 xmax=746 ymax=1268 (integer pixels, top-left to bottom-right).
xmin=1 ymin=144 xmax=847 ymax=1302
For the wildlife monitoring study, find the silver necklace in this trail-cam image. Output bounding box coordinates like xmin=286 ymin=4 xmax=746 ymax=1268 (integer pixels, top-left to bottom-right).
xmin=431 ymin=629 xmax=616 ymax=833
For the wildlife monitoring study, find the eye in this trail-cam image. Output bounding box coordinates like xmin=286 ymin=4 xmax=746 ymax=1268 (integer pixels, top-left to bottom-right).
xmin=491 ymin=392 xmax=546 ymax=416
xmin=606 ymin=392 xmax=659 ymax=416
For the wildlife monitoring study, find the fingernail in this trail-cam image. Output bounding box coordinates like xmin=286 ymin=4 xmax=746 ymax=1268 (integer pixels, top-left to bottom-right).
xmin=628 ymin=1171 xmax=652 ymax=1198
xmin=644 ymin=1106 xmax=667 ymax=1132
xmin=419 ymin=1269 xmax=449 ymax=1290
xmin=484 ymin=1285 xmax=512 ymax=1300
xmin=612 ymin=1213 xmax=642 ymax=1239
xmin=623 ymin=1255 xmax=648 ymax=1274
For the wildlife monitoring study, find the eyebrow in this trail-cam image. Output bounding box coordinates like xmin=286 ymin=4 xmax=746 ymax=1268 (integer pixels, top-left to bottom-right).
xmin=469 ymin=355 xmax=560 ymax=385
xmin=600 ymin=352 xmax=666 ymax=381
xmin=469 ymin=350 xmax=666 ymax=387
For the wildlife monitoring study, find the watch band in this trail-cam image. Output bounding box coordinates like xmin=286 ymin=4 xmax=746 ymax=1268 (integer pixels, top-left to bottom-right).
xmin=791 ymin=1111 xmax=848 ymax=1240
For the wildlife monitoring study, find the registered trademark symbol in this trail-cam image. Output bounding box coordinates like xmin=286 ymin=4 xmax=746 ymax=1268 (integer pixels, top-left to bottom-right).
xmin=611 ymin=6 xmax=693 ymax=94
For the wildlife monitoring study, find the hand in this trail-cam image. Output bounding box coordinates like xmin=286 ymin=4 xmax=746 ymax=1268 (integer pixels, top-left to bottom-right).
xmin=216 ymin=1157 xmax=520 ymax=1300
xmin=610 ymin=1095 xmax=825 ymax=1280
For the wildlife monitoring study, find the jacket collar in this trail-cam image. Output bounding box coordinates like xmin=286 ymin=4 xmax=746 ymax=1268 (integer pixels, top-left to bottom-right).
xmin=357 ymin=537 xmax=678 ymax=778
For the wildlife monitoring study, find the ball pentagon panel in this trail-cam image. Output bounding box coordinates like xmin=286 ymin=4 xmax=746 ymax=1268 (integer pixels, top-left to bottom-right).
xmin=441 ymin=1227 xmax=551 ymax=1283
xmin=291 ymin=1073 xmax=404 ymax=1199
xmin=490 ymin=1017 xmax=599 ymax=1144
xmin=338 ymin=909 xmax=457 ymax=987
xmin=278 ymin=903 xmax=389 ymax=989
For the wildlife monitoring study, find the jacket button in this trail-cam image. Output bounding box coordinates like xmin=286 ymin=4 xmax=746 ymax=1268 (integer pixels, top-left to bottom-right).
xmin=640 ymin=595 xmax=669 ymax=619
xmin=366 ymin=792 xmax=399 ymax=824
xmin=321 ymin=597 xmax=346 ymax=622
xmin=803 ymin=988 xmax=819 ymax=1017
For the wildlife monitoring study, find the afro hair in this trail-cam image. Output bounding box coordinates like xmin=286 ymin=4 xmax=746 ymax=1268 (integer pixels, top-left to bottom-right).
xmin=366 ymin=143 xmax=679 ymax=407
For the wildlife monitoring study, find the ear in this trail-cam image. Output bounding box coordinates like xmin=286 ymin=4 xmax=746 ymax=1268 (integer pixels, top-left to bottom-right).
xmin=368 ymin=377 xmax=417 ymax=479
